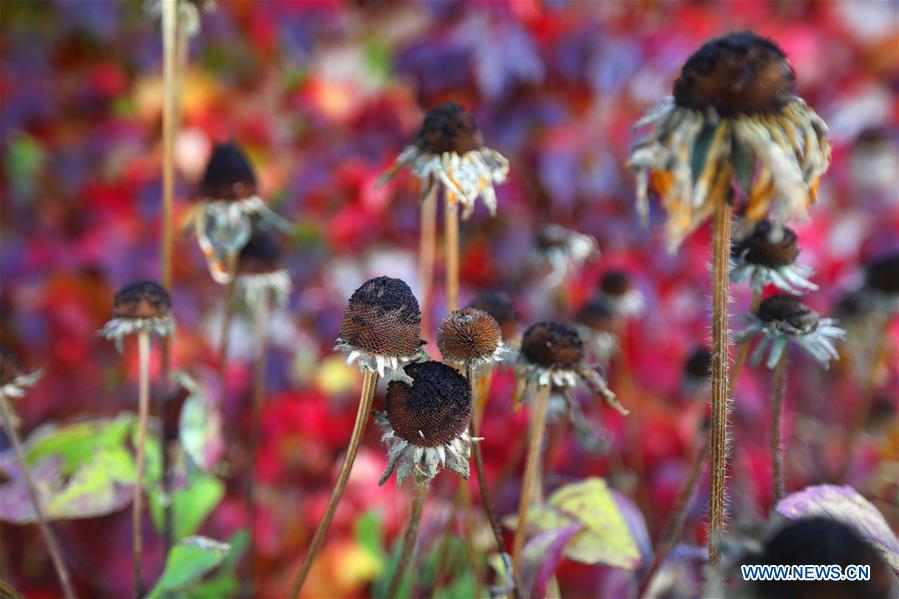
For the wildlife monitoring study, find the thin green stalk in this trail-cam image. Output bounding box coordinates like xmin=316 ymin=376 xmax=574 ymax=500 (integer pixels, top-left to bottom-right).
xmin=386 ymin=477 xmax=430 ymax=599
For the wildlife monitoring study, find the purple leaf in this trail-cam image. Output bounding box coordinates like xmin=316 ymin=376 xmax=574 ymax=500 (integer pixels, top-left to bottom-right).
xmin=521 ymin=523 xmax=581 ymax=598
xmin=612 ymin=490 xmax=652 ymax=569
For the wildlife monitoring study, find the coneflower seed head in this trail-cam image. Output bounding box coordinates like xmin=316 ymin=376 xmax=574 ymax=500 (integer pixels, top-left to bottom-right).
xmin=200 ymin=142 xmax=257 ymax=201
xmin=732 ymin=220 xmax=800 ymax=267
xmin=238 ymin=230 xmax=282 ymax=275
xmin=684 ymin=347 xmax=713 ymax=381
xmin=521 ymin=321 xmax=584 ymax=369
xmin=414 ymin=102 xmax=483 ymax=155
xmin=756 ymin=294 xmax=819 ymax=333
xmin=386 ymin=361 xmax=471 ymax=447
xmin=865 ymin=251 xmax=899 ymax=295
xmin=339 ymin=276 xmax=422 ymax=357
xmin=575 ymin=296 xmax=617 ymax=331
xmin=599 ymin=271 xmax=633 ymax=297
xmin=0 ymin=348 xmax=22 ymax=386
xmin=437 ymin=308 xmax=501 ymax=364
xmin=112 ymin=281 xmax=172 ymax=320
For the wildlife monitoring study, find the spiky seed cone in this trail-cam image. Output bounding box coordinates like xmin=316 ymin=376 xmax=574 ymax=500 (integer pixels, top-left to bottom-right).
xmin=386 ymin=361 xmax=471 ymax=447
xmin=113 ymin=281 xmax=172 ymax=320
xmin=520 ymin=321 xmax=584 ymax=369
xmin=732 ymin=220 xmax=800 ymax=267
xmin=339 ymin=277 xmax=422 ymax=357
xmin=673 ymin=31 xmax=795 ymax=116
xmin=437 ymin=308 xmax=502 ymax=364
xmin=756 ymin=294 xmax=820 ymax=333
xmin=865 ymin=251 xmax=899 ymax=295
xmin=468 ymin=291 xmax=519 ymax=341
xmin=238 ymin=230 xmax=282 ymax=275
xmin=414 ymin=102 xmax=483 ymax=155
xmin=200 ymin=141 xmax=257 ymax=201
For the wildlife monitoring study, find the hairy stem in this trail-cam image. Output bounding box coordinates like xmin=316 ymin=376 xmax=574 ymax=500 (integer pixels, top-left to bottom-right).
xmin=419 ymin=184 xmax=438 ymax=337
xmin=445 ymin=199 xmax=460 ymax=312
xmin=708 ymin=202 xmax=732 ymax=564
xmin=770 ymin=353 xmax=788 ymax=508
xmin=246 ymin=295 xmax=271 ymax=589
xmin=290 ymin=369 xmax=379 ymax=598
xmin=386 ymin=477 xmax=429 ymax=599
xmin=0 ymin=398 xmax=77 ymax=599
xmin=133 ymin=332 xmax=152 ymax=598
xmin=728 ymin=289 xmax=761 ymax=397
xmin=160 ymin=0 xmax=176 ymax=291
xmin=512 ymin=382 xmax=551 ymax=582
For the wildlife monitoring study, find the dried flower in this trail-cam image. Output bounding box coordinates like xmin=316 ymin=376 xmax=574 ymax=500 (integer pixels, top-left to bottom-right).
xmin=335 ymin=276 xmax=428 ymax=383
xmin=189 ymin=142 xmax=290 ymax=284
xmin=0 ymin=348 xmax=42 ymax=403
xmin=533 ymin=224 xmax=599 ymax=287
xmin=737 ymin=294 xmax=844 ymax=369
xmin=863 ymin=250 xmax=899 ymax=313
xmin=99 ymin=281 xmax=176 ymax=352
xmin=236 ymin=230 xmax=292 ymax=309
xmin=437 ymin=308 xmax=507 ymax=368
xmin=377 ymin=361 xmax=473 ymax=485
xmin=574 ymin=296 xmax=620 ymax=365
xmin=683 ymin=346 xmax=712 ymax=391
xmin=731 ymin=220 xmax=817 ymax=294
xmin=382 ymin=102 xmax=509 ymax=219
xmin=629 ymin=31 xmax=831 ymax=251
xmin=598 ymin=270 xmax=645 ymax=318
xmin=467 ymin=291 xmax=520 ymax=343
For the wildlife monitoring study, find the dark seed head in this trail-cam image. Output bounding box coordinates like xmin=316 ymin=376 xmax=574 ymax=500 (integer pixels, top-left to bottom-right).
xmin=732 ymin=220 xmax=800 ymax=267
xmin=200 ymin=142 xmax=257 ymax=201
xmin=339 ymin=276 xmax=422 ymax=357
xmin=684 ymin=347 xmax=712 ymax=382
xmin=756 ymin=294 xmax=819 ymax=333
xmin=673 ymin=31 xmax=795 ymax=116
xmin=535 ymin=224 xmax=568 ymax=251
xmin=575 ymin=296 xmax=618 ymax=332
xmin=386 ymin=361 xmax=471 ymax=447
xmin=467 ymin=291 xmax=519 ymax=341
xmin=0 ymin=348 xmax=23 ymax=386
xmin=521 ymin=321 xmax=584 ymax=369
xmin=238 ymin=230 xmax=282 ymax=275
xmin=599 ymin=271 xmax=633 ymax=297
xmin=832 ymin=289 xmax=870 ymax=321
xmin=414 ymin=102 xmax=483 ymax=155
xmin=112 ymin=281 xmax=172 ymax=320
xmin=864 ymin=250 xmax=899 ymax=295
xmin=437 ymin=308 xmax=502 ymax=364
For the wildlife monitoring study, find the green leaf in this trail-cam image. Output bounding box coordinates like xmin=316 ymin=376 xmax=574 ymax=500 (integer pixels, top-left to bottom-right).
xmin=26 ymin=414 xmax=134 ymax=472
xmin=354 ymin=510 xmax=385 ymax=557
xmin=146 ymin=536 xmax=230 ymax=599
xmin=149 ymin=474 xmax=224 ymax=543
xmin=6 ymin=133 xmax=44 ymax=200
xmin=182 ymin=531 xmax=249 ymax=599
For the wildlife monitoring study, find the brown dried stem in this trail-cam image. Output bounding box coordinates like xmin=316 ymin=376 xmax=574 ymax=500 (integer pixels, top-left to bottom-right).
xmin=770 ymin=353 xmax=789 ymax=507
xmin=445 ymin=200 xmax=460 ymax=312
xmin=246 ymin=295 xmax=271 ymax=589
xmin=133 ymin=331 xmax=152 ymax=598
xmin=419 ymin=184 xmax=438 ymax=337
xmin=386 ymin=476 xmax=430 ymax=599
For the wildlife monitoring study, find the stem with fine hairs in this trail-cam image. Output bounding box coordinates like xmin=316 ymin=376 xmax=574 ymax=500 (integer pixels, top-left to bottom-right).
xmin=246 ymin=294 xmax=271 ymax=589
xmin=290 ymin=369 xmax=379 ymax=598
xmin=419 ymin=184 xmax=438 ymax=337
xmin=637 ymin=437 xmax=709 ymax=598
xmin=0 ymin=398 xmax=77 ymax=599
xmin=386 ymin=476 xmax=430 ymax=599
xmin=445 ymin=199 xmax=460 ymax=312
xmin=511 ymin=382 xmax=551 ymax=583
xmin=770 ymin=353 xmax=789 ymax=508
xmin=133 ymin=331 xmax=152 ymax=599
xmin=708 ymin=201 xmax=732 ymax=564
xmin=728 ymin=289 xmax=762 ymax=397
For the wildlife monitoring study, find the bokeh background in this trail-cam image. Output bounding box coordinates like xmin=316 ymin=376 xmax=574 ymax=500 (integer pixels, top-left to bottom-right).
xmin=2 ymin=1 xmax=897 ymax=597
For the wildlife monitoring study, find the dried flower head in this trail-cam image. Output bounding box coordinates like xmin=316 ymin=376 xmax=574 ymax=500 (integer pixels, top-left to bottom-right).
xmin=0 ymin=348 xmax=41 ymax=402
xmin=863 ymin=250 xmax=899 ymax=313
xmin=99 ymin=281 xmax=176 ymax=352
xmin=683 ymin=346 xmax=713 ymax=391
xmin=737 ymin=294 xmax=844 ymax=369
xmin=629 ymin=31 xmax=831 ymax=251
xmin=731 ymin=220 xmax=817 ymax=294
xmin=518 ymin=322 xmax=627 ymax=415
xmin=574 ymin=296 xmax=620 ymax=365
xmin=437 ymin=308 xmax=507 ymax=368
xmin=335 ymin=276 xmax=427 ymax=383
xmin=467 ymin=291 xmax=519 ymax=342
xmin=381 ymin=102 xmax=509 ymax=219
xmin=377 ymin=361 xmax=473 ymax=485
xmin=533 ymin=224 xmax=599 ymax=287
xmin=189 ymin=142 xmax=291 ymax=284
xmin=598 ymin=270 xmax=645 ymax=317
xmin=237 ymin=231 xmax=292 ymax=309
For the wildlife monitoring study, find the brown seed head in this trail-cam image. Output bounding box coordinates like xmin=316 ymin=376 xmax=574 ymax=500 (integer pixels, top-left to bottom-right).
xmin=112 ymin=281 xmax=172 ymax=320
xmin=732 ymin=220 xmax=800 ymax=267
xmin=468 ymin=292 xmax=519 ymax=340
xmin=521 ymin=321 xmax=584 ymax=369
xmin=414 ymin=102 xmax=483 ymax=155
xmin=339 ymin=276 xmax=422 ymax=357
xmin=673 ymin=31 xmax=795 ymax=116
xmin=599 ymin=271 xmax=633 ymax=297
xmin=575 ymin=296 xmax=617 ymax=332
xmin=200 ymin=142 xmax=257 ymax=201
xmin=756 ymin=294 xmax=819 ymax=333
xmin=0 ymin=348 xmax=23 ymax=386
xmin=865 ymin=250 xmax=899 ymax=295
xmin=684 ymin=346 xmax=712 ymax=381
xmin=386 ymin=361 xmax=471 ymax=447
xmin=238 ymin=230 xmax=282 ymax=275
xmin=437 ymin=308 xmax=502 ymax=364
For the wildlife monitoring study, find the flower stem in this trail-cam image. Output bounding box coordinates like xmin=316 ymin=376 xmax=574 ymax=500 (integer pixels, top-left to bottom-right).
xmin=133 ymin=331 xmax=152 ymax=599
xmin=160 ymin=0 xmax=176 ymax=291
xmin=246 ymin=294 xmax=271 ymax=590
xmin=386 ymin=477 xmax=430 ymax=599
xmin=511 ymin=382 xmax=551 ymax=582
xmin=290 ymin=369 xmax=379 ymax=598
xmin=216 ymin=254 xmax=239 ymax=374
xmin=728 ymin=289 xmax=761 ymax=397
xmin=0 ymin=398 xmax=77 ymax=599
xmin=419 ymin=184 xmax=438 ymax=337
xmin=445 ymin=199 xmax=460 ymax=312
xmin=770 ymin=353 xmax=788 ymax=508
xmin=708 ymin=202 xmax=732 ymax=564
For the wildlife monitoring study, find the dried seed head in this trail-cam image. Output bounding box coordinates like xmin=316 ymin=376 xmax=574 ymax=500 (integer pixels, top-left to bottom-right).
xmin=200 ymin=142 xmax=257 ymax=201
xmin=339 ymin=276 xmax=422 ymax=357
xmin=535 ymin=224 xmax=569 ymax=250
xmin=865 ymin=251 xmax=899 ymax=295
xmin=521 ymin=321 xmax=584 ymax=369
xmin=437 ymin=308 xmax=502 ymax=364
xmin=575 ymin=296 xmax=617 ymax=331
xmin=386 ymin=361 xmax=471 ymax=447
xmin=468 ymin=291 xmax=519 ymax=340
xmin=0 ymin=348 xmax=23 ymax=386
xmin=599 ymin=271 xmax=633 ymax=297
xmin=238 ymin=230 xmax=282 ymax=275
xmin=112 ymin=281 xmax=172 ymax=320
xmin=684 ymin=347 xmax=712 ymax=381
xmin=756 ymin=294 xmax=819 ymax=333
xmin=732 ymin=220 xmax=800 ymax=267
xmin=833 ymin=289 xmax=869 ymax=321
xmin=414 ymin=102 xmax=483 ymax=155
xmin=673 ymin=31 xmax=795 ymax=117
